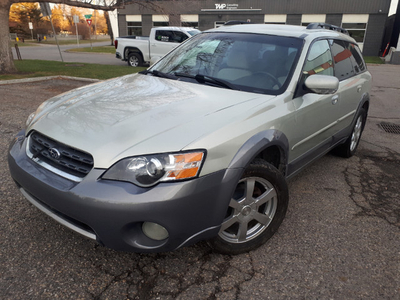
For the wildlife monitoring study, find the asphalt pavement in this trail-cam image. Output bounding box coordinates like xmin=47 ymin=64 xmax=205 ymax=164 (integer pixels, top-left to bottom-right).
xmin=0 ymin=65 xmax=399 ymax=299
xmin=11 ymin=41 xmax=127 ymax=66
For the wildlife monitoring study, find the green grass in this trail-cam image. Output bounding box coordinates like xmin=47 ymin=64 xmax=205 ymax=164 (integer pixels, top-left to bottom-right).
xmin=364 ymin=56 xmax=384 ymax=64
xmin=0 ymin=60 xmax=146 ymax=81
xmin=36 ymin=38 xmax=110 ymax=45
xmin=67 ymin=45 xmax=115 ymax=54
xmin=10 ymin=40 xmax=39 ymax=47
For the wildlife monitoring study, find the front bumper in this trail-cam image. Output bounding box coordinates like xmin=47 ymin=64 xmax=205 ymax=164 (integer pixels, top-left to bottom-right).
xmin=8 ymin=132 xmax=242 ymax=252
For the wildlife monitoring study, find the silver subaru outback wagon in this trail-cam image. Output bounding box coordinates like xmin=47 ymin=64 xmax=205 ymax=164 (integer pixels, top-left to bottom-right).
xmin=8 ymin=23 xmax=371 ymax=254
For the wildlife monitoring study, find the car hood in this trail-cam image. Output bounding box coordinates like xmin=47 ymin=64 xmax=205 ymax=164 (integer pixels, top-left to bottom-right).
xmin=29 ymin=74 xmax=274 ymax=168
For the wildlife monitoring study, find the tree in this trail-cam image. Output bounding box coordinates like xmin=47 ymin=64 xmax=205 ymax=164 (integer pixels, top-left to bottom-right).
xmin=104 ymin=10 xmax=113 ymax=46
xmin=1 ymin=0 xmax=164 ymax=73
xmin=9 ymin=2 xmax=44 ymax=38
xmin=51 ymin=4 xmax=69 ymax=32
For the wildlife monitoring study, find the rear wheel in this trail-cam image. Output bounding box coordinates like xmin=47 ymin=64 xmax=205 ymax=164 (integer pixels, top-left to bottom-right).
xmin=208 ymin=159 xmax=289 ymax=255
xmin=127 ymin=53 xmax=142 ymax=67
xmin=334 ymin=108 xmax=366 ymax=158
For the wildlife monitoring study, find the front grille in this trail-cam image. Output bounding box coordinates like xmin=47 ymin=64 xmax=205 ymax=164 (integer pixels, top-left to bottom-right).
xmin=28 ymin=131 xmax=94 ymax=178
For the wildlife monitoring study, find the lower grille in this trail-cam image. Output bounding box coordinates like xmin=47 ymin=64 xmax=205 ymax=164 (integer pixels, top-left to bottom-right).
xmin=28 ymin=131 xmax=94 ymax=179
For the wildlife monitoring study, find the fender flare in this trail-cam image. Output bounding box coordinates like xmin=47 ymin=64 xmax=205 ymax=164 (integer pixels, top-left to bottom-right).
xmin=227 ymin=129 xmax=289 ymax=172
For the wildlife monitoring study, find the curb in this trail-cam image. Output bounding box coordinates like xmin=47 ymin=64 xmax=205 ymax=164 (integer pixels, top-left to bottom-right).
xmin=0 ymin=75 xmax=100 ymax=86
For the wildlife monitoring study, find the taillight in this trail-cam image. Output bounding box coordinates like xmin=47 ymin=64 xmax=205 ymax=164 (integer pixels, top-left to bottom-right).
xmin=114 ymin=40 xmax=118 ymax=49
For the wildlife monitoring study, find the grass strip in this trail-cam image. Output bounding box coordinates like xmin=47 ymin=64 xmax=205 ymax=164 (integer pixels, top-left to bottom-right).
xmin=67 ymin=46 xmax=115 ymax=54
xmin=0 ymin=60 xmax=146 ymax=81
xmin=364 ymin=56 xmax=384 ymax=64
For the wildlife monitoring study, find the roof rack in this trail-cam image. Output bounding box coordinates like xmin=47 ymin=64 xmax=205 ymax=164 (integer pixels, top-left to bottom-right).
xmin=224 ymin=20 xmax=254 ymax=26
xmin=306 ymin=23 xmax=349 ymax=35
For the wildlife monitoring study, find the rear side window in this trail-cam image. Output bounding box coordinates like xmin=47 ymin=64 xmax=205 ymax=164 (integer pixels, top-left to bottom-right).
xmin=329 ymin=40 xmax=355 ymax=80
xmin=349 ymin=43 xmax=366 ymax=74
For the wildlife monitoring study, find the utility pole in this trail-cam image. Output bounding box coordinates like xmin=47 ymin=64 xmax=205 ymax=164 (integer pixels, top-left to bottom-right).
xmin=73 ymin=15 xmax=80 ymax=47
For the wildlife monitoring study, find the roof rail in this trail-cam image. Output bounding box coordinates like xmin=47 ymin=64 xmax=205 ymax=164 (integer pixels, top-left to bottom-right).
xmin=224 ymin=20 xmax=254 ymax=26
xmin=306 ymin=23 xmax=349 ymax=35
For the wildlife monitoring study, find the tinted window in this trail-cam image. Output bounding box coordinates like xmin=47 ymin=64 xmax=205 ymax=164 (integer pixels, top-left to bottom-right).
xmin=349 ymin=43 xmax=366 ymax=73
xmin=155 ymin=30 xmax=188 ymax=43
xmin=329 ymin=40 xmax=355 ymax=80
xmin=303 ymin=40 xmax=333 ymax=77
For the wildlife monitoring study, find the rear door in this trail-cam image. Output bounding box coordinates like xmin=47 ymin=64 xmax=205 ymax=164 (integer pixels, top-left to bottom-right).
xmin=329 ymin=39 xmax=370 ymax=131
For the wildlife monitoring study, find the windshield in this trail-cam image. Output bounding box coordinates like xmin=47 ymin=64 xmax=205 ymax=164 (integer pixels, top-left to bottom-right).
xmin=187 ymin=30 xmax=201 ymax=36
xmin=150 ymin=32 xmax=302 ymax=95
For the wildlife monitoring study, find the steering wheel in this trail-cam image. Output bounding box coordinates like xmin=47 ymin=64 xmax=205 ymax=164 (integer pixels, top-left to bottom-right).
xmin=253 ymin=72 xmax=282 ymax=89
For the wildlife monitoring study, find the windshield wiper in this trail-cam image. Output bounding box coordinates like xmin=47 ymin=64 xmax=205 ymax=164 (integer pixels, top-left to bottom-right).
xmin=140 ymin=70 xmax=177 ymax=79
xmin=174 ymin=73 xmax=236 ymax=90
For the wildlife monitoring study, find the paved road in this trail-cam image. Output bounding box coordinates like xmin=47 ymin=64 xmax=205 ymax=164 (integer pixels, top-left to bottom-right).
xmin=11 ymin=41 xmax=127 ymax=66
xmin=0 ymin=65 xmax=399 ymax=299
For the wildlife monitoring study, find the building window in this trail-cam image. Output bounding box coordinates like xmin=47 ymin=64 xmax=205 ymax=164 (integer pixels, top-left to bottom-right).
xmin=264 ymin=14 xmax=286 ymax=24
xmin=214 ymin=21 xmax=225 ymax=28
xmin=153 ymin=15 xmax=169 ymax=27
xmin=126 ymin=15 xmax=142 ymax=36
xmin=301 ymin=14 xmax=326 ymax=26
xmin=181 ymin=14 xmax=198 ymax=28
xmin=341 ymin=14 xmax=369 ymax=51
xmin=127 ymin=22 xmax=142 ymax=36
xmin=182 ymin=22 xmax=198 ymax=28
xmin=342 ymin=23 xmax=367 ymax=43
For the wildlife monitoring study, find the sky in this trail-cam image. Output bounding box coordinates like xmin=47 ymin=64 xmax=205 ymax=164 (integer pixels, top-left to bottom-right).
xmin=389 ymin=0 xmax=399 ymax=15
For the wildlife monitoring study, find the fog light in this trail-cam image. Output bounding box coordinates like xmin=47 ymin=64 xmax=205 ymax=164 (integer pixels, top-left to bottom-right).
xmin=142 ymin=222 xmax=169 ymax=240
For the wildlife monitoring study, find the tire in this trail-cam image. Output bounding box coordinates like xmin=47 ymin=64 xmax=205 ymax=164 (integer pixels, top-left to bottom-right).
xmin=208 ymin=159 xmax=289 ymax=255
xmin=127 ymin=53 xmax=142 ymax=67
xmin=334 ymin=108 xmax=367 ymax=158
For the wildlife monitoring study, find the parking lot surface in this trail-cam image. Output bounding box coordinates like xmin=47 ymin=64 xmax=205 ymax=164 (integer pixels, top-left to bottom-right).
xmin=0 ymin=65 xmax=399 ymax=299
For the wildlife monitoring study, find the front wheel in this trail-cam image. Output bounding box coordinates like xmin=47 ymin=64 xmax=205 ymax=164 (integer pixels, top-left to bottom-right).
xmin=334 ymin=108 xmax=367 ymax=158
xmin=208 ymin=159 xmax=289 ymax=255
xmin=127 ymin=53 xmax=142 ymax=67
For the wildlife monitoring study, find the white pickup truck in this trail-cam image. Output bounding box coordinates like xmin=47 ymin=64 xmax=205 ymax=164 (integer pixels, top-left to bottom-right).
xmin=115 ymin=27 xmax=201 ymax=67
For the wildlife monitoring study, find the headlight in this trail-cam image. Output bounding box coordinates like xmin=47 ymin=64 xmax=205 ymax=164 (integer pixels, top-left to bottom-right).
xmin=102 ymin=151 xmax=205 ymax=187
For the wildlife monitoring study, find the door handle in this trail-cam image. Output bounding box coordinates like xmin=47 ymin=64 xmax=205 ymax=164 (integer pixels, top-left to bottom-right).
xmin=331 ymin=95 xmax=339 ymax=105
xmin=357 ymin=85 xmax=362 ymax=93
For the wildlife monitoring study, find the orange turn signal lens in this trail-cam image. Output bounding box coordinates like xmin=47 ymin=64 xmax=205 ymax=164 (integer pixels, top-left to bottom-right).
xmin=165 ymin=152 xmax=204 ymax=180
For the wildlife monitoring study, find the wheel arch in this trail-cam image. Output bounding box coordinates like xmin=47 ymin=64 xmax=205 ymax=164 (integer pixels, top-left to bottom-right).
xmin=227 ymin=129 xmax=289 ymax=176
xmin=123 ymin=47 xmax=143 ymax=61
xmin=361 ymin=92 xmax=370 ymax=113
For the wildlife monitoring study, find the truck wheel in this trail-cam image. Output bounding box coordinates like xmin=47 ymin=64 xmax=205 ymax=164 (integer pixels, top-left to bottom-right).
xmin=208 ymin=159 xmax=289 ymax=255
xmin=127 ymin=53 xmax=142 ymax=67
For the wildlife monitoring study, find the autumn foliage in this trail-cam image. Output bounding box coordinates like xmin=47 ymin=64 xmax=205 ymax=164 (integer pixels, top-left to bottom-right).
xmin=9 ymin=3 xmax=108 ymax=39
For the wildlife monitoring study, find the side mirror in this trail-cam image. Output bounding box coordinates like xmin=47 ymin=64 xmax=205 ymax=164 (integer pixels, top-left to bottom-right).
xmin=305 ymin=75 xmax=339 ymax=94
